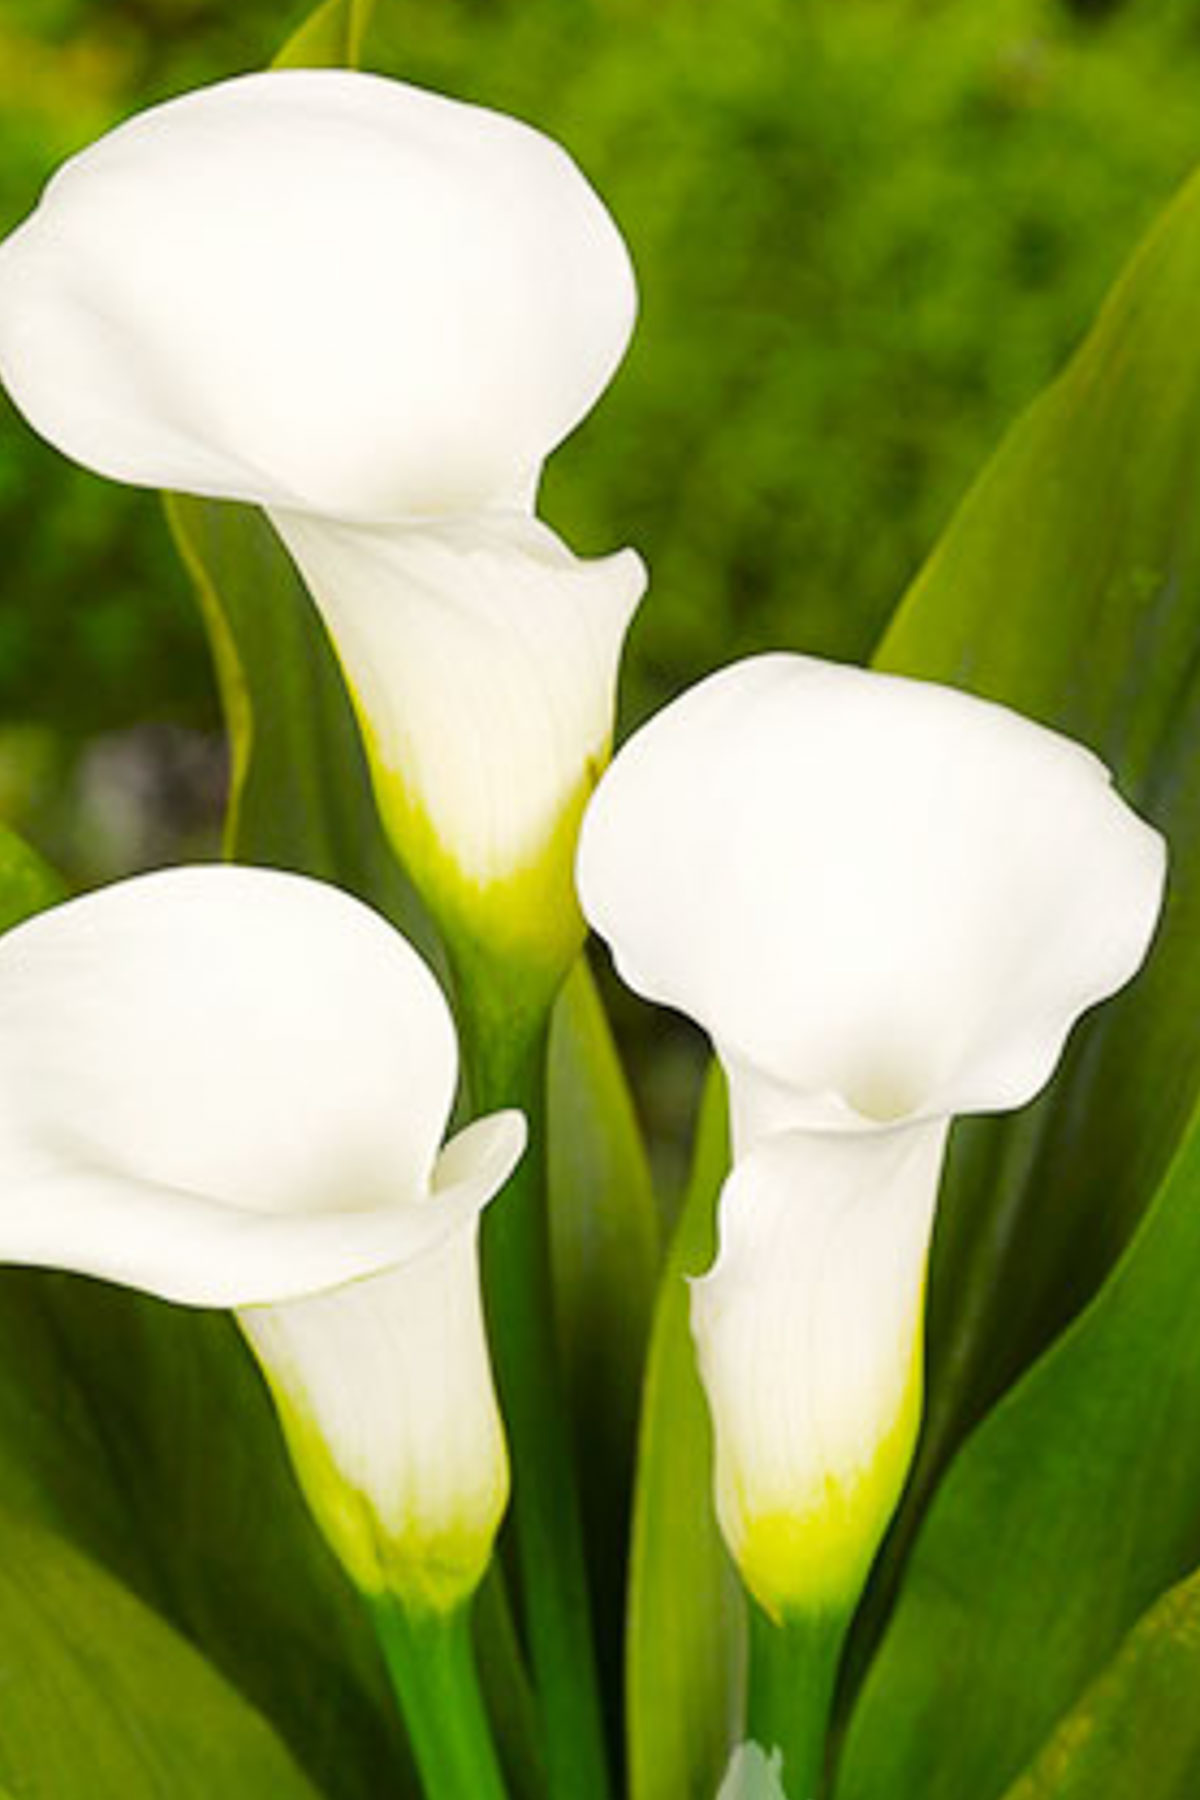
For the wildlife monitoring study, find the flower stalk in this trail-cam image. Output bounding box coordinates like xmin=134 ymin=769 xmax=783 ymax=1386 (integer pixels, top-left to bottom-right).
xmin=371 ymin=1598 xmax=511 ymax=1800
xmin=745 ymin=1603 xmax=845 ymax=1800
xmin=461 ymin=997 xmax=612 ymax=1800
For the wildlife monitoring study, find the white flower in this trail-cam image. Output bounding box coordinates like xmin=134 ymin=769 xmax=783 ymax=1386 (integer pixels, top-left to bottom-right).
xmin=270 ymin=508 xmax=644 ymax=977
xmin=0 ymin=865 xmax=523 ymax=1610
xmin=577 ymin=653 xmax=1166 ymax=1617
xmin=0 ymin=70 xmax=645 ymax=977
xmin=0 ymin=70 xmax=633 ymax=519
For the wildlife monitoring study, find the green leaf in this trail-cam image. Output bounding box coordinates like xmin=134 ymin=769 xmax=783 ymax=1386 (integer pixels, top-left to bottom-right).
xmin=0 ymin=819 xmax=63 ymax=934
xmin=839 ymin=151 xmax=1200 ymax=1695
xmin=547 ymin=956 xmax=660 ymax=1719
xmin=626 ymin=1066 xmax=745 ymax=1800
xmin=8 ymin=1279 xmax=416 ymax=1798
xmin=164 ymin=496 xmax=438 ymax=962
xmin=0 ymin=1500 xmax=321 ymax=1799
xmin=837 ymin=137 xmax=1200 ymax=1800
xmin=999 ymin=1561 xmax=1200 ymax=1800
xmin=839 ymin=1095 xmax=1200 ymax=1799
xmin=274 ymin=0 xmax=377 ymax=70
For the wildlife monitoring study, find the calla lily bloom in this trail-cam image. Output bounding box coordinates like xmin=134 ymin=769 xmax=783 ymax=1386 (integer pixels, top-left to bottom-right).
xmin=0 ymin=865 xmax=524 ymax=1612
xmin=577 ymin=653 xmax=1166 ymax=1618
xmin=0 ymin=69 xmax=645 ymax=990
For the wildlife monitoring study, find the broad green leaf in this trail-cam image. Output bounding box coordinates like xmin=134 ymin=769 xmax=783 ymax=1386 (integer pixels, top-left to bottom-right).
xmin=837 ymin=1056 xmax=1200 ymax=1797
xmin=547 ymin=956 xmax=660 ymax=1715
xmin=999 ymin=1561 xmax=1200 ymax=1800
xmin=839 ymin=153 xmax=1200 ymax=1701
xmin=0 ymin=1501 xmax=321 ymax=1799
xmin=9 ymin=1279 xmax=415 ymax=1799
xmin=627 ymin=1066 xmax=745 ymax=1800
xmin=0 ymin=819 xmax=62 ymax=934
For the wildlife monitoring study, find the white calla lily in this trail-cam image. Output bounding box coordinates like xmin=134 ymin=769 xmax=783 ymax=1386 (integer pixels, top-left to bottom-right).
xmin=271 ymin=508 xmax=645 ymax=976
xmin=577 ymin=653 xmax=1166 ymax=1617
xmin=692 ymin=1121 xmax=946 ymax=1617
xmin=0 ymin=70 xmax=633 ymax=519
xmin=0 ymin=70 xmax=644 ymax=984
xmin=0 ymin=865 xmax=523 ymax=1608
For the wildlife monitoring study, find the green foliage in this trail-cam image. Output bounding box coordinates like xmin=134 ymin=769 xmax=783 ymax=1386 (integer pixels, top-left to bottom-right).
xmin=832 ymin=104 xmax=1200 ymax=1800
xmin=5 ymin=0 xmax=1200 ymax=1792
xmin=626 ymin=1066 xmax=743 ymax=1800
xmin=546 ymin=958 xmax=660 ymax=1716
xmin=0 ymin=817 xmax=61 ymax=929
xmin=0 ymin=1279 xmax=417 ymax=1797
xmin=164 ymin=496 xmax=435 ymax=954
xmin=841 ymin=1099 xmax=1200 ymax=1798
xmin=274 ymin=0 xmax=373 ymax=65
xmin=870 ymin=136 xmax=1200 ymax=1519
xmin=0 ymin=1501 xmax=321 ymax=1798
xmin=999 ymin=1562 xmax=1200 ymax=1800
xmin=0 ymin=0 xmax=288 ymax=750
xmin=7 ymin=0 xmax=1200 ymax=759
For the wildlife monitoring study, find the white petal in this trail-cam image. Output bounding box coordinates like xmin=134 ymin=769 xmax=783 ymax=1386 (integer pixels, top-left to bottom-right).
xmin=271 ymin=508 xmax=646 ymax=895
xmin=0 ymin=865 xmax=524 ymax=1304
xmin=691 ymin=1119 xmax=948 ymax=1618
xmin=579 ymin=654 xmax=1166 ymax=1131
xmin=0 ymin=69 xmax=636 ymax=519
xmin=239 ymin=1209 xmax=509 ymax=1607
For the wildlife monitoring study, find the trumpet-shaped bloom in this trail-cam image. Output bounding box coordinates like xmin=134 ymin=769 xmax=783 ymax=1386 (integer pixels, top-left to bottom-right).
xmin=271 ymin=508 xmax=644 ymax=975
xmin=0 ymin=865 xmax=524 ymax=1609
xmin=0 ymin=70 xmax=645 ymax=981
xmin=577 ymin=653 xmax=1166 ymax=1617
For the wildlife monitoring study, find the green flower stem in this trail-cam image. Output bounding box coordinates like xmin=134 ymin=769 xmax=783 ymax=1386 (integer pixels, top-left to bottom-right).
xmin=474 ymin=1565 xmax=548 ymax=1800
xmin=461 ymin=996 xmax=612 ymax=1800
xmin=371 ymin=1597 xmax=510 ymax=1800
xmin=746 ymin=1601 xmax=847 ymax=1800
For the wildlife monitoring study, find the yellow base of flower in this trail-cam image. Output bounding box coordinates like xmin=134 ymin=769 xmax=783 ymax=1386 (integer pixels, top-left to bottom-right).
xmin=251 ymin=1333 xmax=506 ymax=1618
xmin=367 ymin=735 xmax=599 ymax=1024
xmin=734 ymin=1328 xmax=924 ymax=1624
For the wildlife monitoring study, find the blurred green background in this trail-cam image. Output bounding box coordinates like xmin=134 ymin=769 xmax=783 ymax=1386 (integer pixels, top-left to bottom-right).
xmin=3 ymin=0 xmax=1200 ymax=873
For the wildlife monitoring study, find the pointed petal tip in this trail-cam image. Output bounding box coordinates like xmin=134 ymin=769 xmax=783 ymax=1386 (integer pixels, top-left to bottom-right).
xmin=434 ymin=1109 xmax=527 ymax=1212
